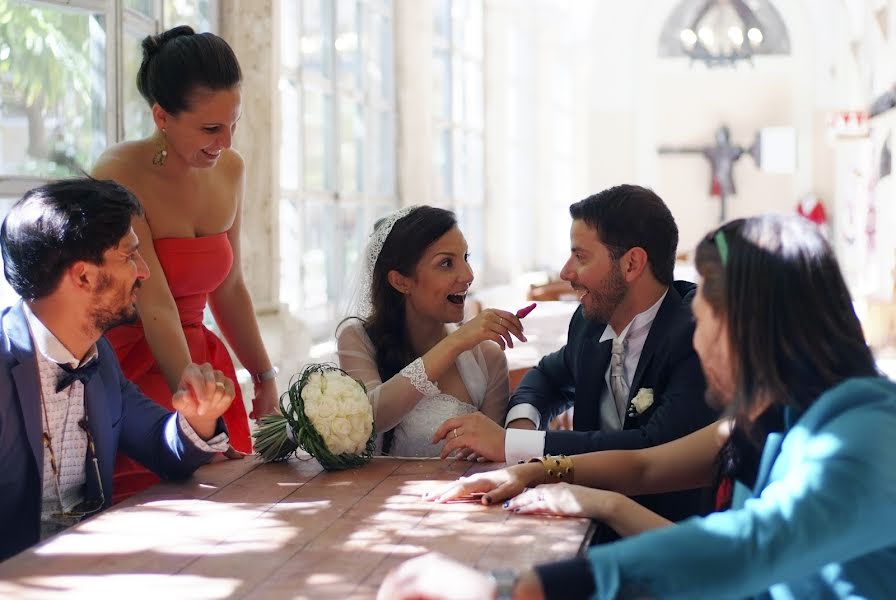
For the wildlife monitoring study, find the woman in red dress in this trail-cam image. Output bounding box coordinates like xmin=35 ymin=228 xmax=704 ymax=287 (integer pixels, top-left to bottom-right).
xmin=92 ymin=26 xmax=278 ymax=502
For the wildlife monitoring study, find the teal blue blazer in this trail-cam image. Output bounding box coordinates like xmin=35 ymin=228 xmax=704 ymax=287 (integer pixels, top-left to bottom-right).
xmin=537 ymin=377 xmax=896 ymax=599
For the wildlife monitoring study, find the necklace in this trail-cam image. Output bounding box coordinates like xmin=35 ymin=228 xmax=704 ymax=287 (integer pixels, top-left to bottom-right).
xmin=39 ymin=375 xmax=103 ymax=525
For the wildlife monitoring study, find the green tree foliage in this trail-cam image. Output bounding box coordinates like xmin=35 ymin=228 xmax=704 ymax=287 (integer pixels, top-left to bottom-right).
xmin=0 ymin=0 xmax=104 ymax=176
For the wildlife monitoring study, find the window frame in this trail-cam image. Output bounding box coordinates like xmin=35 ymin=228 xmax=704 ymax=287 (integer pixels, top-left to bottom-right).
xmin=0 ymin=0 xmax=216 ymax=308
xmin=0 ymin=0 xmax=218 ymax=198
xmin=431 ymin=0 xmax=485 ymax=275
xmin=278 ymin=0 xmax=397 ymax=339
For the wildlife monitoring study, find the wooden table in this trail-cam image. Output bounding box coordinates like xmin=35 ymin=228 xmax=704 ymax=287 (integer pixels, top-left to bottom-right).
xmin=0 ymin=457 xmax=593 ymax=599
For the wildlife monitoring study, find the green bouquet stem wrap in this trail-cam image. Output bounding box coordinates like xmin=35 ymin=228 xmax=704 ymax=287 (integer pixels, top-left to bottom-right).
xmin=253 ymin=364 xmax=376 ymax=470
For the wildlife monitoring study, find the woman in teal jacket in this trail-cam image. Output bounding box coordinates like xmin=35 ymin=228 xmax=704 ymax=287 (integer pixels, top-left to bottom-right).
xmin=378 ymin=214 xmax=896 ymax=600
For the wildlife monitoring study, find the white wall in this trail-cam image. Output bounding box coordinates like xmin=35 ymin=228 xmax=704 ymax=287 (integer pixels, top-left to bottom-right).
xmin=568 ymin=0 xmax=831 ymax=254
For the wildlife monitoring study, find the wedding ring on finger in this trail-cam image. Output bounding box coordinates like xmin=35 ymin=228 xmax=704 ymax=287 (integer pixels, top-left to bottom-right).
xmin=453 ymin=428 xmax=459 ymax=439
xmin=215 ymin=381 xmax=226 ymax=392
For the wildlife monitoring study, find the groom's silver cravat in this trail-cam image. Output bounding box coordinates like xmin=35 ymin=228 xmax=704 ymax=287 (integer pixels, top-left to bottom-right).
xmin=609 ymin=337 xmax=630 ymax=423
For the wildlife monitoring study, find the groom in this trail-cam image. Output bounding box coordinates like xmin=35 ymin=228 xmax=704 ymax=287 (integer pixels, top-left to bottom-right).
xmin=435 ymin=184 xmax=717 ymax=523
xmin=0 ymin=179 xmax=237 ymax=561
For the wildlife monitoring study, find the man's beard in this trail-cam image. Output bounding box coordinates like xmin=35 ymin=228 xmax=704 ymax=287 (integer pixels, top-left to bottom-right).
xmin=581 ymin=263 xmax=627 ymax=323
xmin=90 ymin=276 xmax=141 ymax=333
xmin=90 ymin=302 xmax=139 ymax=333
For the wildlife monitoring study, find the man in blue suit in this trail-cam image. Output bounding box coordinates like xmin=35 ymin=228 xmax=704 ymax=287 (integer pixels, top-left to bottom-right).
xmin=436 ymin=185 xmax=716 ymax=523
xmin=0 ymin=179 xmax=238 ymax=561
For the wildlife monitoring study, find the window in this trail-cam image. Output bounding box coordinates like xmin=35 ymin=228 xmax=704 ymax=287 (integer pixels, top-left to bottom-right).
xmin=279 ymin=0 xmax=396 ymax=338
xmin=0 ymin=0 xmax=216 ymax=302
xmin=432 ymin=0 xmax=484 ymax=275
xmin=0 ymin=1 xmax=108 ymax=181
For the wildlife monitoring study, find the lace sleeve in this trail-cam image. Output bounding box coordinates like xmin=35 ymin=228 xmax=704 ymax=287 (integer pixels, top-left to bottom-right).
xmin=336 ymin=320 xmax=438 ymax=432
xmin=399 ymin=358 xmax=441 ymax=396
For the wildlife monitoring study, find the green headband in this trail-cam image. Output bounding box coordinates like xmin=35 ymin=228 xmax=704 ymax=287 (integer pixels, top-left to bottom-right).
xmin=714 ymin=230 xmax=729 ymax=265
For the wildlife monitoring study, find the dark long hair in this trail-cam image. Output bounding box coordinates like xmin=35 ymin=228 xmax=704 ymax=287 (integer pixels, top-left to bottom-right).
xmin=695 ymin=215 xmax=876 ymax=437
xmin=361 ymin=206 xmax=457 ymax=384
xmin=137 ymin=25 xmax=241 ymax=115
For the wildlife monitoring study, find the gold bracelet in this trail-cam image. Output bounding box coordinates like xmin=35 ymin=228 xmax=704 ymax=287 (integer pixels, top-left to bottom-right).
xmin=527 ymin=454 xmax=574 ymax=485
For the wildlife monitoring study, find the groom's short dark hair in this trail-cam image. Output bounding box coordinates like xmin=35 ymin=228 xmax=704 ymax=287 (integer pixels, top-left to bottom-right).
xmin=569 ymin=184 xmax=678 ymax=285
xmin=1 ymin=178 xmax=143 ymax=300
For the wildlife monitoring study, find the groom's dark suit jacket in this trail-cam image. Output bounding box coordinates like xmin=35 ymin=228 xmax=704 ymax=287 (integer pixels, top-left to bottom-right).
xmin=509 ymin=280 xmax=717 ymax=523
xmin=0 ymin=302 xmax=221 ymax=561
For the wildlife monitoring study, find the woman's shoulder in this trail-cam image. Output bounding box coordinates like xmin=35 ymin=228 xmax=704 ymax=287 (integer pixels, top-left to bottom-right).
xmin=93 ymin=141 xmax=149 ymax=183
xmin=468 ymin=339 xmax=508 ymax=369
xmin=335 ymin=317 xmax=370 ymax=344
xmin=216 ymin=148 xmax=245 ymax=182
xmin=783 ymin=377 xmax=896 ymax=457
xmin=475 ymin=338 xmax=507 ymax=357
xmin=806 ymin=377 xmax=896 ymax=423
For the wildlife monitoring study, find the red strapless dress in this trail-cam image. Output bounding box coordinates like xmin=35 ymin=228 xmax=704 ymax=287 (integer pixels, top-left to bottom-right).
xmin=107 ymin=233 xmax=252 ymax=503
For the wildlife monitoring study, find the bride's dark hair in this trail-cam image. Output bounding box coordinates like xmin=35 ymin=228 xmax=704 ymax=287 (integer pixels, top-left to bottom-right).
xmin=363 ymin=206 xmax=457 ymax=384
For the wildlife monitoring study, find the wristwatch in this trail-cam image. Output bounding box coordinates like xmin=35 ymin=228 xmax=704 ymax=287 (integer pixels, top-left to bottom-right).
xmin=251 ymin=366 xmax=279 ymax=384
xmin=489 ymin=568 xmax=518 ymax=600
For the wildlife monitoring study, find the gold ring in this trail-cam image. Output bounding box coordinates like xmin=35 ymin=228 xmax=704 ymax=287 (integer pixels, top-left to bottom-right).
xmin=215 ymin=381 xmax=226 ymax=391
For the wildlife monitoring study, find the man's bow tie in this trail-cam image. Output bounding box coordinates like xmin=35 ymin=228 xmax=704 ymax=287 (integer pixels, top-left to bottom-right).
xmin=56 ymin=360 xmax=99 ymax=393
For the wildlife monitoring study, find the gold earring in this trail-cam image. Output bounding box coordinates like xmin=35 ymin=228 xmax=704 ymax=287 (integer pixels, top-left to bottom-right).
xmin=153 ymin=129 xmax=168 ymax=166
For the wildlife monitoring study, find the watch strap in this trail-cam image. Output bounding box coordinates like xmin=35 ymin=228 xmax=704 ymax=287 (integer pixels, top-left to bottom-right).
xmin=251 ymin=366 xmax=279 ymax=383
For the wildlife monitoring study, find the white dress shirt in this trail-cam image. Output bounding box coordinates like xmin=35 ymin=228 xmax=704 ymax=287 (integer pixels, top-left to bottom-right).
xmin=23 ymin=303 xmax=228 ymax=539
xmin=504 ymin=290 xmax=668 ymax=464
xmin=24 ymin=303 xmax=96 ymax=538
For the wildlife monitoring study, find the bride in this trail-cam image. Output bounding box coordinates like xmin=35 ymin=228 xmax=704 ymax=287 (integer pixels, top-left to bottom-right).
xmin=336 ymin=206 xmax=526 ymax=457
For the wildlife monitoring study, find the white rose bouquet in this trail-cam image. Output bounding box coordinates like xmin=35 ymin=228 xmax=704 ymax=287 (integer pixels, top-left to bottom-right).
xmin=627 ymin=388 xmax=655 ymax=418
xmin=253 ymin=364 xmax=375 ymax=470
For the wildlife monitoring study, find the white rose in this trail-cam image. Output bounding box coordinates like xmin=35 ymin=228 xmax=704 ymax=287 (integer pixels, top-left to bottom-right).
xmin=330 ymin=416 xmax=352 ymax=438
xmin=299 ymin=370 xmax=375 ymax=457
xmin=349 ymin=394 xmax=369 ymax=413
xmin=312 ymin=417 xmax=331 ymax=441
xmin=325 ymin=372 xmax=351 ymax=394
xmin=328 ymin=436 xmax=349 ymax=455
xmin=630 ymin=388 xmax=654 ymax=415
xmin=313 ymin=399 xmax=337 ymax=420
xmin=346 ymin=415 xmax=372 ymax=453
xmin=348 ymin=413 xmax=368 ymax=433
xmin=301 ymin=380 xmax=323 ymax=405
xmin=339 ymin=397 xmax=357 ymax=417
xmin=303 ymin=401 xmax=319 ymax=419
xmin=305 ymin=372 xmax=323 ymax=392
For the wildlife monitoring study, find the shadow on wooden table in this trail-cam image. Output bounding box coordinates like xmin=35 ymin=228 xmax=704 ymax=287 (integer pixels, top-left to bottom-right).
xmin=0 ymin=457 xmax=591 ymax=600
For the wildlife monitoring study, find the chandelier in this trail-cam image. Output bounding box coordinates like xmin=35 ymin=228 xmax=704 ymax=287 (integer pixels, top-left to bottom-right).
xmin=659 ymin=0 xmax=789 ymax=68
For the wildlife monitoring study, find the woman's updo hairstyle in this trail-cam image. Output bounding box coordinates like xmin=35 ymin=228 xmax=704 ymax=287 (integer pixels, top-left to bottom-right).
xmin=137 ymin=25 xmax=242 ymax=115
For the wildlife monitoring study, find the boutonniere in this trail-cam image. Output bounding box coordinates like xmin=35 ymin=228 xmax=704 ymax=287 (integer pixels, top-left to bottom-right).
xmin=627 ymin=388 xmax=654 ymax=418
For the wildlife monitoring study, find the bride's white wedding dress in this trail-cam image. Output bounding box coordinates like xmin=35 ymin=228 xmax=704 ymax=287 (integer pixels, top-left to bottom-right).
xmin=336 ymin=319 xmax=509 ymax=457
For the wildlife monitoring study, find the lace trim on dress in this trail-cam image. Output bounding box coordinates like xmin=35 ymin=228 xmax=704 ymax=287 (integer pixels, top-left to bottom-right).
xmin=399 ymin=358 xmax=441 ymax=396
